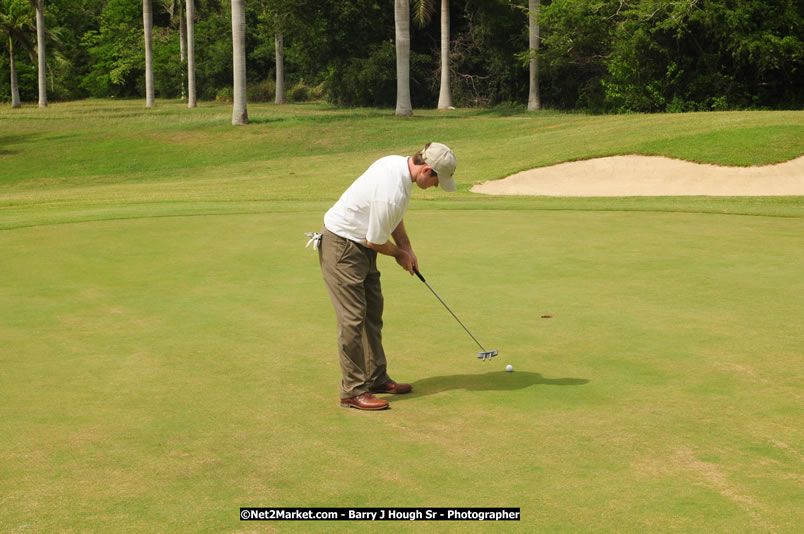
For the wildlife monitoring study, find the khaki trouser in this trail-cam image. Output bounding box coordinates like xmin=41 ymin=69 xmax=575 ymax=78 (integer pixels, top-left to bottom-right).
xmin=319 ymin=226 xmax=392 ymax=399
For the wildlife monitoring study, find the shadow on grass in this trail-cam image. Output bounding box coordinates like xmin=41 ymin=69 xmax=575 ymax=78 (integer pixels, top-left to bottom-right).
xmin=387 ymin=371 xmax=589 ymax=401
xmin=0 ymin=133 xmax=42 ymax=156
xmin=246 ymin=117 xmax=285 ymax=125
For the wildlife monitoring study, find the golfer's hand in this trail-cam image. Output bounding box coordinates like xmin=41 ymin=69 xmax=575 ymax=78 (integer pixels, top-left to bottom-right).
xmin=408 ymin=250 xmax=418 ymax=275
xmin=395 ymin=250 xmax=415 ymax=275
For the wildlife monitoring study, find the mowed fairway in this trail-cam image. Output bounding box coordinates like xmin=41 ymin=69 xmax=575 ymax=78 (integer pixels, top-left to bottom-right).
xmin=1 ymin=101 xmax=803 ymax=532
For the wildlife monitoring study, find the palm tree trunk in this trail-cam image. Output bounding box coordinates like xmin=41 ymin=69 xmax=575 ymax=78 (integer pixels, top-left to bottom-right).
xmin=9 ymin=37 xmax=21 ymax=108
xmin=186 ymin=0 xmax=196 ymax=108
xmin=394 ymin=0 xmax=413 ymax=116
xmin=275 ymin=31 xmax=285 ymax=104
xmin=143 ymin=0 xmax=154 ymax=108
xmin=527 ymin=0 xmax=540 ymax=111
xmin=231 ymin=0 xmax=248 ymax=125
xmin=34 ymin=0 xmax=46 ymax=107
xmin=437 ymin=0 xmax=452 ymax=110
xmin=179 ymin=7 xmax=186 ymax=101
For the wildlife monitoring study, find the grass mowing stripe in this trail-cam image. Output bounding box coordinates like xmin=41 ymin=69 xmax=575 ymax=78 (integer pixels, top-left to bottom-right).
xmin=2 ymin=196 xmax=802 ymax=232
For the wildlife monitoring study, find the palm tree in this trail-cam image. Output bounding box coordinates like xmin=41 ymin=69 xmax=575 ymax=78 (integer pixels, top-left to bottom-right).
xmin=231 ymin=0 xmax=247 ymax=125
xmin=162 ymin=0 xmax=186 ymax=100
xmin=275 ymin=30 xmax=284 ymax=104
xmin=394 ymin=0 xmax=413 ymax=116
xmin=143 ymin=0 xmax=154 ymax=107
xmin=1 ymin=0 xmax=35 ymax=108
xmin=30 ymin=0 xmax=44 ymax=107
xmin=186 ymin=0 xmax=196 ymax=107
xmin=413 ymin=0 xmax=452 ymax=110
xmin=527 ymin=0 xmax=540 ymax=111
xmin=437 ymin=0 xmax=452 ymax=109
xmin=262 ymin=0 xmax=289 ymax=104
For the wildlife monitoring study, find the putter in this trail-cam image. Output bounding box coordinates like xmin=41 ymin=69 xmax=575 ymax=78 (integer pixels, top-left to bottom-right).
xmin=413 ymin=267 xmax=498 ymax=361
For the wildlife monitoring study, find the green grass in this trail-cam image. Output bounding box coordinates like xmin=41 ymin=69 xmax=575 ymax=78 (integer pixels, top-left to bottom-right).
xmin=2 ymin=100 xmax=802 ymax=230
xmin=1 ymin=100 xmax=803 ymax=532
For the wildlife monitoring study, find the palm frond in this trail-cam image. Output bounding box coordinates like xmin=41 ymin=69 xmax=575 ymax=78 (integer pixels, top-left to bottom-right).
xmin=412 ymin=0 xmax=435 ymax=28
xmin=161 ymin=0 xmax=175 ymax=18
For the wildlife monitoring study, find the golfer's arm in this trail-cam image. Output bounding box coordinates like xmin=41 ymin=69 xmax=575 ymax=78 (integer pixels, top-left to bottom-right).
xmin=366 ymin=240 xmax=402 ymax=257
xmin=391 ymin=219 xmax=413 ymax=252
xmin=367 ymin=219 xmax=412 ymax=257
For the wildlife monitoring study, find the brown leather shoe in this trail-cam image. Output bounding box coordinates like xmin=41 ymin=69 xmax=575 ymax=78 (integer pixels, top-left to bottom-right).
xmin=340 ymin=393 xmax=389 ymax=410
xmin=370 ymin=380 xmax=412 ymax=394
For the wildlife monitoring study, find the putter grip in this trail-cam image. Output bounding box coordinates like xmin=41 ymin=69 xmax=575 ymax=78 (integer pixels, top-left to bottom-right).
xmin=414 ymin=268 xmax=425 ymax=282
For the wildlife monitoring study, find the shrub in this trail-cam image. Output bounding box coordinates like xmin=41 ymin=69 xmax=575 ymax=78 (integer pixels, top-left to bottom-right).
xmin=215 ymin=87 xmax=233 ymax=103
xmin=247 ymin=79 xmax=276 ymax=102
xmin=287 ymin=80 xmax=311 ymax=103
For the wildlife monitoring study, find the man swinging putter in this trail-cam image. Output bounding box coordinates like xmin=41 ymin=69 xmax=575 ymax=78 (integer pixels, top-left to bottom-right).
xmin=317 ymin=142 xmax=457 ymax=410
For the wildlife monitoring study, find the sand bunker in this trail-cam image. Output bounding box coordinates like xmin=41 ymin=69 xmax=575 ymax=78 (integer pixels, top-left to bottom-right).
xmin=470 ymin=155 xmax=804 ymax=196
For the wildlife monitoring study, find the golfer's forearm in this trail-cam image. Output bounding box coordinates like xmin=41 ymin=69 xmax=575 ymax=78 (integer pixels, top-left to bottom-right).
xmin=391 ymin=220 xmax=413 ymax=251
xmin=366 ymin=240 xmax=403 ymax=258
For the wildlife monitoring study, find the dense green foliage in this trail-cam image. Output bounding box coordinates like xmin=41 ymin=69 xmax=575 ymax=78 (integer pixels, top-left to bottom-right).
xmin=1 ymin=0 xmax=801 ymax=111
xmin=540 ymin=0 xmax=804 ymax=111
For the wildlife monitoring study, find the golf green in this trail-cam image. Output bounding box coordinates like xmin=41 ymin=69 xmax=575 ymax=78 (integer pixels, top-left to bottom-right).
xmin=1 ymin=208 xmax=802 ymax=532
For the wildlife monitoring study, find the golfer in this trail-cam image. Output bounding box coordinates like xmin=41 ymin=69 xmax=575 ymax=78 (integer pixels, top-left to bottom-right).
xmin=318 ymin=142 xmax=457 ymax=410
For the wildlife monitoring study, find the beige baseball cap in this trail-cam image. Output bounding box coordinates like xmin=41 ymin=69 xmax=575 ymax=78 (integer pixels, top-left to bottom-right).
xmin=422 ymin=142 xmax=457 ymax=192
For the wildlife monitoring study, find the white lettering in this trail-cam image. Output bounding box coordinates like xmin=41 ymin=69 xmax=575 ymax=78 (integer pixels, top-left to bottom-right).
xmin=387 ymin=509 xmax=422 ymax=520
xmin=348 ymin=510 xmax=377 ymax=520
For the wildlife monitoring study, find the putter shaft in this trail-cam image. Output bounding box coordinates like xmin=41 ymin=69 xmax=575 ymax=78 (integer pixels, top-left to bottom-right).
xmin=414 ymin=267 xmax=495 ymax=358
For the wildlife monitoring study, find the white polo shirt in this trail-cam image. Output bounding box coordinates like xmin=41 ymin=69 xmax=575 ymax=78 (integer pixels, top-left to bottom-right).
xmin=324 ymin=155 xmax=413 ymax=246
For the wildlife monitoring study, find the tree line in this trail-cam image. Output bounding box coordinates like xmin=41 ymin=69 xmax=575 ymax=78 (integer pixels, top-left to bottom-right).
xmin=2 ymin=0 xmax=801 ymax=120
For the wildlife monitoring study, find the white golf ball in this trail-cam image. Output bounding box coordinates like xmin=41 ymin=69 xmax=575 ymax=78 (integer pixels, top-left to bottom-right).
xmin=506 ymin=364 xmax=513 ymax=372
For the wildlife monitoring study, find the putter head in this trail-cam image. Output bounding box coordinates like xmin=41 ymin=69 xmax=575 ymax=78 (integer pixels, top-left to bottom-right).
xmin=477 ymin=350 xmax=498 ymax=361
